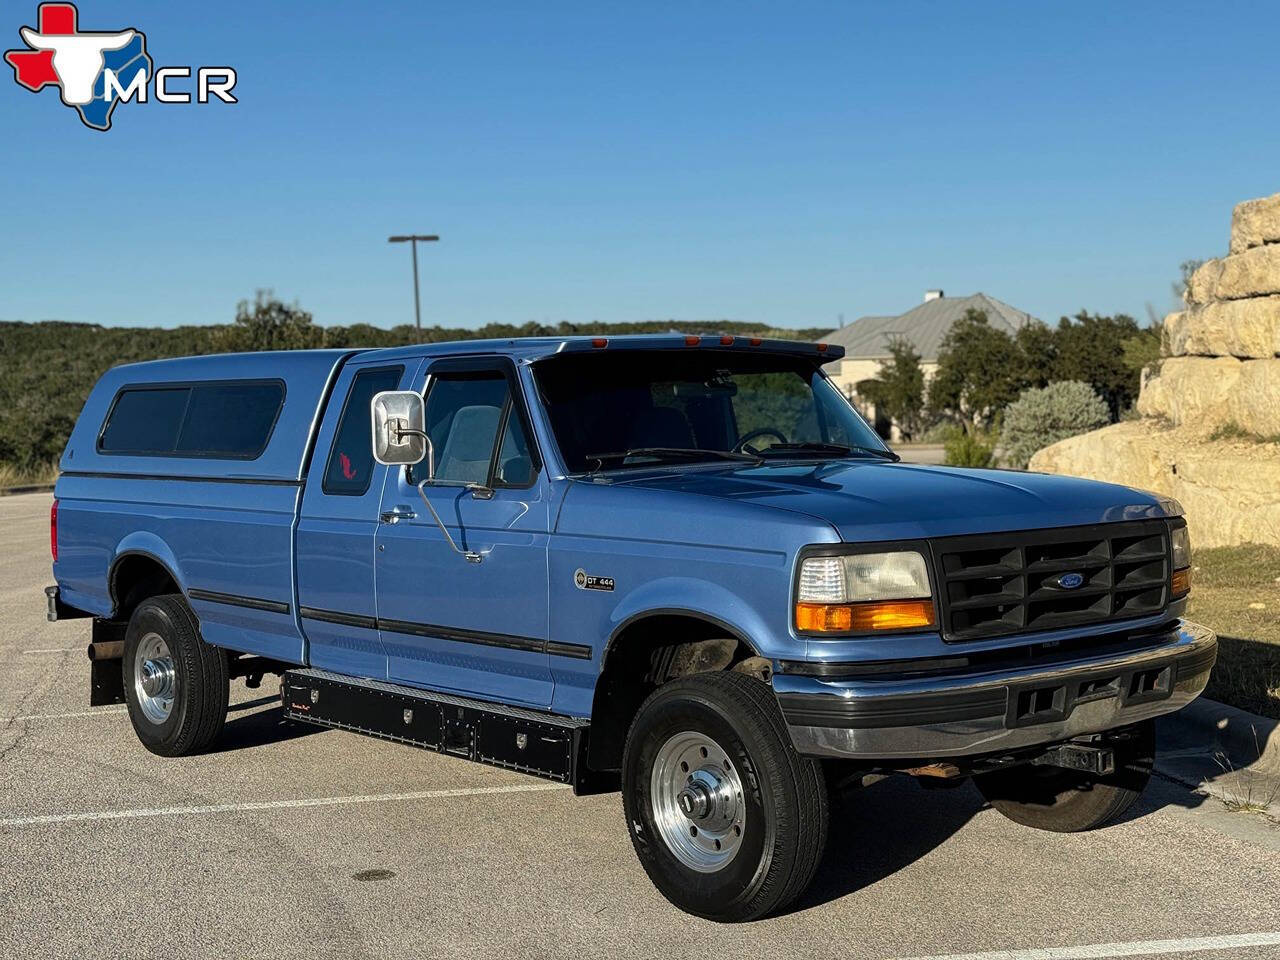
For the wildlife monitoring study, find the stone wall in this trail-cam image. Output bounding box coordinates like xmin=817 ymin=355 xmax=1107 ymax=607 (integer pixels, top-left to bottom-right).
xmin=1031 ymin=191 xmax=1280 ymax=547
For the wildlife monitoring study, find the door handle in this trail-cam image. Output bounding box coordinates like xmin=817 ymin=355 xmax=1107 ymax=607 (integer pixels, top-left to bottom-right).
xmin=379 ymin=505 xmax=417 ymax=524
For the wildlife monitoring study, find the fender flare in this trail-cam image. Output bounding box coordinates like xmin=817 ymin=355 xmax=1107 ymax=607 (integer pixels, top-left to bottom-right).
xmin=108 ymin=533 xmax=186 ymax=616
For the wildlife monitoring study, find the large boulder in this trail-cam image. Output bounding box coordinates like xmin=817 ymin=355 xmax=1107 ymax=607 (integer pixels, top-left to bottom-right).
xmin=1138 ymin=356 xmax=1280 ymax=436
xmin=1231 ymin=192 xmax=1280 ymax=253
xmin=1029 ymin=421 xmax=1280 ymax=547
xmin=1187 ymin=245 xmax=1280 ymax=304
xmin=1162 ymin=298 xmax=1280 ymax=359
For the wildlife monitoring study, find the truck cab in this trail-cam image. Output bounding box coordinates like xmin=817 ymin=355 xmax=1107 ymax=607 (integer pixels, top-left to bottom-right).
xmin=48 ymin=334 xmax=1217 ymax=922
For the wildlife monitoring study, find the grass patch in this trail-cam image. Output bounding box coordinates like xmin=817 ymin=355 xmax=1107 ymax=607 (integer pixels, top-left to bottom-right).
xmin=1186 ymin=544 xmax=1280 ymax=719
xmin=0 ymin=461 xmax=58 ymax=490
xmin=1207 ymin=422 xmax=1280 ymax=445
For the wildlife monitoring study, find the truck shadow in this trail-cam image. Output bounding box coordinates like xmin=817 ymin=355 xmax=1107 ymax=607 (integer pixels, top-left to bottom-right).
xmin=208 ymin=703 xmax=321 ymax=753
xmin=785 ymin=769 xmax=1199 ymax=914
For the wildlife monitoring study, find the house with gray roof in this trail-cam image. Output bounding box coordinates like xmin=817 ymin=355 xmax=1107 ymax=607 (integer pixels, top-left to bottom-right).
xmin=825 ymin=290 xmax=1038 ymax=438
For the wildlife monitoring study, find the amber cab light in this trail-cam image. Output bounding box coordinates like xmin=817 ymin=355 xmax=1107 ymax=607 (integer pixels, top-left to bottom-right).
xmin=591 ymin=337 xmax=608 ymax=348
xmin=796 ymin=599 xmax=936 ymax=633
xmin=719 ymin=335 xmax=734 ymax=345
xmin=684 ymin=335 xmax=701 ymax=347
xmin=50 ymin=499 xmax=58 ymax=562
xmin=1171 ymin=567 xmax=1191 ymax=598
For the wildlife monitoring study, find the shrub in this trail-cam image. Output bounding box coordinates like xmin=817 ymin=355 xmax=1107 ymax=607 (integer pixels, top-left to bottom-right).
xmin=999 ymin=380 xmax=1109 ymax=470
xmin=943 ymin=426 xmax=996 ymax=468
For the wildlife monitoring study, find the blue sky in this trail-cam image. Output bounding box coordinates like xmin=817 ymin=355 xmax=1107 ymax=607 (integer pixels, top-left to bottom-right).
xmin=2 ymin=0 xmax=1279 ymax=332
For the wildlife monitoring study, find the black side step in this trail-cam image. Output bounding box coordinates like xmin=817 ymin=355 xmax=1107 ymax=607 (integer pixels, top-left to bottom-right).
xmin=280 ymin=669 xmax=616 ymax=795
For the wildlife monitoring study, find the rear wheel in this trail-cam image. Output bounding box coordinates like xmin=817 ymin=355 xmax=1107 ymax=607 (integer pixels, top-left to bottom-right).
xmin=622 ymin=671 xmax=828 ymax=922
xmin=973 ymin=721 xmax=1155 ymax=833
xmin=123 ymin=594 xmax=229 ymax=757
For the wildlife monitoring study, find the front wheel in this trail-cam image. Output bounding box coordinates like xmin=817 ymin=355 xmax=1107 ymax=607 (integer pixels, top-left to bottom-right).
xmin=973 ymin=721 xmax=1155 ymax=833
xmin=621 ymin=672 xmax=828 ymax=922
xmin=123 ymin=594 xmax=229 ymax=757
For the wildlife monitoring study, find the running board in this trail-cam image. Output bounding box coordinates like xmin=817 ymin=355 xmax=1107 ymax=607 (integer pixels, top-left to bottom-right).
xmin=280 ymin=669 xmax=616 ymax=795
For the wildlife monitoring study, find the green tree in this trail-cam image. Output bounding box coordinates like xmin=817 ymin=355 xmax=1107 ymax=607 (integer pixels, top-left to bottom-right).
xmin=928 ymin=309 xmax=1023 ymax=430
xmin=1048 ymin=312 xmax=1145 ymax=419
xmin=219 ymin=291 xmax=325 ymax=352
xmin=854 ymin=336 xmax=926 ymax=440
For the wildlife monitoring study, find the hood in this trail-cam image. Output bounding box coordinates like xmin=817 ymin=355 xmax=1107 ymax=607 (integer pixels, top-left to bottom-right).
xmin=610 ymin=460 xmax=1178 ymax=542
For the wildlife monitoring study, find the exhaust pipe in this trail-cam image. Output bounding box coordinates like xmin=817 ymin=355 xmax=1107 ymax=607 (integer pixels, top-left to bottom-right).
xmin=87 ymin=640 xmax=125 ymax=661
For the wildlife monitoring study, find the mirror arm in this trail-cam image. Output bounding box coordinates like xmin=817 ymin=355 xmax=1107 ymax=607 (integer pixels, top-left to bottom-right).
xmin=414 ymin=478 xmax=484 ymax=563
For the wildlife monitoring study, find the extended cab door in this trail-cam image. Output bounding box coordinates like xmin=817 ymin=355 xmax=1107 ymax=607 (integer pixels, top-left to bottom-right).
xmin=297 ymin=358 xmax=420 ymax=678
xmin=374 ymin=356 xmax=553 ymax=706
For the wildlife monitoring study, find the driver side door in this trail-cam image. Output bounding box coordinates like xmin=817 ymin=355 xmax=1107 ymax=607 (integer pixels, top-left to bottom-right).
xmin=373 ymin=356 xmax=553 ymax=707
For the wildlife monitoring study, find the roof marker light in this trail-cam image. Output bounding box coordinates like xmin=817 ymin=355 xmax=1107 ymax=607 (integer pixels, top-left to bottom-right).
xmin=684 ymin=335 xmax=701 ymax=347
xmin=749 ymin=337 xmax=763 ymax=347
xmin=816 ymin=343 xmax=829 ymax=353
xmin=591 ymin=338 xmax=608 ymax=348
xmin=719 ymin=335 xmax=734 ymax=346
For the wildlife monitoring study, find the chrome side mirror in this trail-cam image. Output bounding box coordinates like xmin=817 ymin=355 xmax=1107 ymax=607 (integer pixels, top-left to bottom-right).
xmin=371 ymin=390 xmax=432 ymax=471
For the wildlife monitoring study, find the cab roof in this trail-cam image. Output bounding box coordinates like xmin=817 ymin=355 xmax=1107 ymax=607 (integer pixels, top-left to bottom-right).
xmin=352 ymin=333 xmax=844 ymax=365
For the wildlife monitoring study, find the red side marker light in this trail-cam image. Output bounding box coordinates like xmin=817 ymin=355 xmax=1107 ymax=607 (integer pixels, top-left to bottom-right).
xmin=50 ymin=499 xmax=58 ymax=562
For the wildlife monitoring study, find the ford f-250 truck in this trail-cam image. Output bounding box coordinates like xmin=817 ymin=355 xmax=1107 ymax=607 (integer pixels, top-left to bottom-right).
xmin=47 ymin=334 xmax=1216 ymax=921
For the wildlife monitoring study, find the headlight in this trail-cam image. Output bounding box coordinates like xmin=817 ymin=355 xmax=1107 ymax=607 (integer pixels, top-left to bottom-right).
xmin=1170 ymin=524 xmax=1191 ymax=597
xmin=796 ymin=551 xmax=935 ymax=633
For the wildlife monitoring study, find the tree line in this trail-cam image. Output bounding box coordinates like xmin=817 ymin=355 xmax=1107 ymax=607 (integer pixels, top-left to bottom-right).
xmin=0 ymin=292 xmax=831 ymax=472
xmin=856 ymin=308 xmax=1161 ymax=467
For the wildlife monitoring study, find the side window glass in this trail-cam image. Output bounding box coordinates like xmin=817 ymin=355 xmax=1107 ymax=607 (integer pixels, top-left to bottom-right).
xmin=322 ymin=366 xmax=404 ymax=496
xmin=425 ymin=374 xmax=509 ymax=485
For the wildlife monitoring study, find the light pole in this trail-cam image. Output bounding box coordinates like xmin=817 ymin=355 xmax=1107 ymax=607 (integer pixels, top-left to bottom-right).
xmin=388 ymin=234 xmax=439 ymax=333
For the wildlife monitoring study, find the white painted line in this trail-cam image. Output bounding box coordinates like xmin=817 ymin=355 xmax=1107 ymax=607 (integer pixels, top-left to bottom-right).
xmin=21 ymin=647 xmax=79 ymax=655
xmin=6 ymin=708 xmax=129 ymax=722
xmin=893 ymin=931 xmax=1280 ymax=960
xmin=0 ymin=782 xmax=568 ymax=828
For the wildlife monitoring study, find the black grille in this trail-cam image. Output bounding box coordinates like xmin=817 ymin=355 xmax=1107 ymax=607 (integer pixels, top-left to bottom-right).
xmin=934 ymin=521 xmax=1170 ymax=642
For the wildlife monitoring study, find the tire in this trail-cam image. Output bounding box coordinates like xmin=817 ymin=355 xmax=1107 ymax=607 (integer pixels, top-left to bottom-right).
xmin=621 ymin=671 xmax=828 ymax=922
xmin=123 ymin=594 xmax=229 ymax=757
xmin=973 ymin=721 xmax=1155 ymax=833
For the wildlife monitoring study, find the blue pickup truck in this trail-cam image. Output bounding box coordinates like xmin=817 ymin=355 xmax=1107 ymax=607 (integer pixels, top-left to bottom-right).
xmin=47 ymin=334 xmax=1215 ymax=921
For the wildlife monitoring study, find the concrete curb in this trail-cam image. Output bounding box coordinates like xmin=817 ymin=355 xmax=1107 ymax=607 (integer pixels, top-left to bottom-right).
xmin=1156 ymin=697 xmax=1280 ymax=815
xmin=0 ymin=484 xmax=55 ymax=497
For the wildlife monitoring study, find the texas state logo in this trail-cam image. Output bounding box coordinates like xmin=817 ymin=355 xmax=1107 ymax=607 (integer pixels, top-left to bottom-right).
xmin=5 ymin=3 xmax=236 ymax=131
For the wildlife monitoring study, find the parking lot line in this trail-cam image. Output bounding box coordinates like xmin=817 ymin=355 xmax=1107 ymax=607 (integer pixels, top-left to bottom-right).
xmin=5 ymin=708 xmax=129 ymax=722
xmin=0 ymin=782 xmax=568 ymax=827
xmin=893 ymin=931 xmax=1280 ymax=959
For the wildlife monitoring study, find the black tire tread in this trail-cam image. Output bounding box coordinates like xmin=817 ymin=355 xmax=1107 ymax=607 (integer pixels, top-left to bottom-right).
xmin=126 ymin=594 xmax=229 ymax=757
xmin=623 ymin=670 xmax=828 ymax=921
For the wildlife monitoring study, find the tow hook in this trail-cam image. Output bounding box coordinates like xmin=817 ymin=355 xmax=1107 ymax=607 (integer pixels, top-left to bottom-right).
xmin=1030 ymin=742 xmax=1117 ymax=777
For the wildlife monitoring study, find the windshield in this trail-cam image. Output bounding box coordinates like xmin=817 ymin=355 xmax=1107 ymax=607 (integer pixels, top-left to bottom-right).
xmin=532 ymin=349 xmax=891 ymax=473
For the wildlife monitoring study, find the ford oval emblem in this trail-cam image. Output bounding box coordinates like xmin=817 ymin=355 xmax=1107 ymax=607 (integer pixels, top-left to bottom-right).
xmin=1054 ymin=572 xmax=1085 ymax=590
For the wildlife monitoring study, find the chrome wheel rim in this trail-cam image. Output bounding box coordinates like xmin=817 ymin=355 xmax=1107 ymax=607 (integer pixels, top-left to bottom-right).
xmin=650 ymin=730 xmax=746 ymax=873
xmin=133 ymin=632 xmax=176 ymax=725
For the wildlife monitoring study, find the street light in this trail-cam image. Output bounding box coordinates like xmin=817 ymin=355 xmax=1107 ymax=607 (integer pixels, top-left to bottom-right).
xmin=388 ymin=234 xmax=439 ymax=333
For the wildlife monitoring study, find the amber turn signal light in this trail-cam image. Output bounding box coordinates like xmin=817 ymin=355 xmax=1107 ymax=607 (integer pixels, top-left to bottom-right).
xmin=796 ymin=599 xmax=936 ymax=633
xmin=1171 ymin=567 xmax=1191 ymax=598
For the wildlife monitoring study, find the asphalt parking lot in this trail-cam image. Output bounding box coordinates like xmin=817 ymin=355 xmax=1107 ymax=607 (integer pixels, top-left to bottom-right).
xmin=2 ymin=492 xmax=1279 ymax=960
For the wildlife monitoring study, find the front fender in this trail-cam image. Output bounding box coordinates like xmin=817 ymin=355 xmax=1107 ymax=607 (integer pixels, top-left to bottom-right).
xmin=605 ymin=575 xmax=785 ymax=661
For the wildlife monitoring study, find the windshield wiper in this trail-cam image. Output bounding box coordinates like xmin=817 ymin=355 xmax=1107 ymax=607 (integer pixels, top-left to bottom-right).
xmin=757 ymin=442 xmax=900 ymax=462
xmin=585 ymin=447 xmax=762 ymax=472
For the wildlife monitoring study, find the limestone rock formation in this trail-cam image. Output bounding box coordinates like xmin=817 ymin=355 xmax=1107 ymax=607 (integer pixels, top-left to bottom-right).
xmin=1031 ymin=191 xmax=1280 ymax=547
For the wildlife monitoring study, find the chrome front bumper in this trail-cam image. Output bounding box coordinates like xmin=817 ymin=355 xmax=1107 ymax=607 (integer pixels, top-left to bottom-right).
xmin=774 ymin=620 xmax=1217 ymax=761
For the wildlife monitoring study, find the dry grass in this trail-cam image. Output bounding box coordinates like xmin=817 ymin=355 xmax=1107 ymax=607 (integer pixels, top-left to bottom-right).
xmin=1186 ymin=544 xmax=1280 ymax=719
xmin=0 ymin=461 xmax=58 ymax=490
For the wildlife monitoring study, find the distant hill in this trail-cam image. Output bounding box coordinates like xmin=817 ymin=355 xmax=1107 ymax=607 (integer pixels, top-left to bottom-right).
xmin=0 ymin=317 xmax=831 ymax=472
